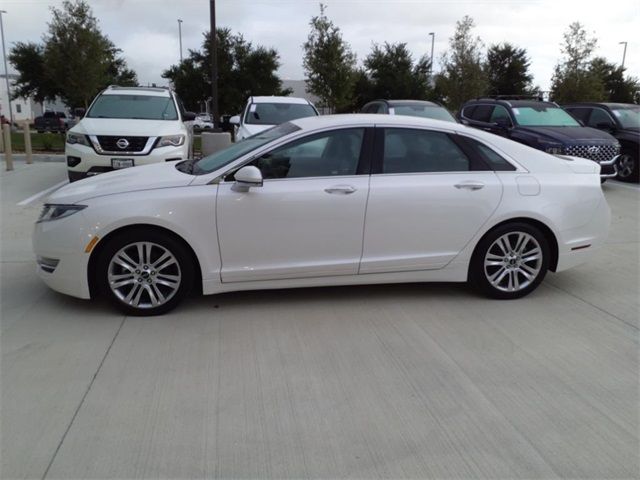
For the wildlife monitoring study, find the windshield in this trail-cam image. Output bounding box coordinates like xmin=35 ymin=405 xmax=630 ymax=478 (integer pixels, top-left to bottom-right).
xmin=193 ymin=122 xmax=301 ymax=174
xmin=611 ymin=106 xmax=640 ymax=129
xmin=87 ymin=94 xmax=178 ymax=120
xmin=391 ymin=105 xmax=456 ymax=122
xmin=512 ymin=106 xmax=579 ymax=127
xmin=245 ymin=103 xmax=317 ymax=125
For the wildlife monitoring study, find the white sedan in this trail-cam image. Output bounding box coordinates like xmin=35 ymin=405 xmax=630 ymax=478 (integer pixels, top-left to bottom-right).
xmin=33 ymin=114 xmax=610 ymax=315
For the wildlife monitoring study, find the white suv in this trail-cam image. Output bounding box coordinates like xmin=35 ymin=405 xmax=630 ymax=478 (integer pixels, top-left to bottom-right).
xmin=230 ymin=96 xmax=319 ymax=141
xmin=65 ymin=86 xmax=195 ymax=182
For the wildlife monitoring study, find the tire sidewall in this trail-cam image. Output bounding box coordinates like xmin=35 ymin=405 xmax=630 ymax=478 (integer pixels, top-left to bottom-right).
xmin=96 ymin=229 xmax=194 ymax=316
xmin=616 ymin=149 xmax=639 ymax=183
xmin=470 ymin=222 xmax=550 ymax=299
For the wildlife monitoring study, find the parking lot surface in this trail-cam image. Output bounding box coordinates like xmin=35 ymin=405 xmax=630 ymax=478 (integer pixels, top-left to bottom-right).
xmin=2 ymin=159 xmax=639 ymax=479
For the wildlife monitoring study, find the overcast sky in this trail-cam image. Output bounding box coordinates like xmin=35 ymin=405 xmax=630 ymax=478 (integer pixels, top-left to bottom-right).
xmin=3 ymin=0 xmax=639 ymax=93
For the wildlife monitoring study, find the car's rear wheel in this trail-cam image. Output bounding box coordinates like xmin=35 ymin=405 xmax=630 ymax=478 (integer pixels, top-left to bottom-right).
xmin=470 ymin=223 xmax=549 ymax=299
xmin=97 ymin=230 xmax=193 ymax=315
xmin=616 ymin=150 xmax=639 ymax=183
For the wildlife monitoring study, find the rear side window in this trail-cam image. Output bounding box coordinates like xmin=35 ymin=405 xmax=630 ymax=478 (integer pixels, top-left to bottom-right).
xmin=461 ymin=137 xmax=516 ymax=171
xmin=381 ymin=129 xmax=470 ymax=173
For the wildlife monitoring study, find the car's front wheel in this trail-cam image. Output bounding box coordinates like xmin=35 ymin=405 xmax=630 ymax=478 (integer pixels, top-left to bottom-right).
xmin=470 ymin=223 xmax=550 ymax=299
xmin=97 ymin=230 xmax=194 ymax=315
xmin=616 ymin=149 xmax=639 ymax=183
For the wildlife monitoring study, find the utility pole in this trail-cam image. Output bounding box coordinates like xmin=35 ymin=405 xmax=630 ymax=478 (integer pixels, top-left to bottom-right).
xmin=428 ymin=32 xmax=435 ymax=77
xmin=177 ymin=19 xmax=183 ymax=63
xmin=619 ymin=41 xmax=628 ymax=69
xmin=0 ymin=11 xmax=13 ymax=127
xmin=210 ymin=0 xmax=219 ymax=130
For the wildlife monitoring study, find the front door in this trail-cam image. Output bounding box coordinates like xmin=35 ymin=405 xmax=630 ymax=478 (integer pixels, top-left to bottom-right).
xmin=216 ymin=127 xmax=371 ymax=283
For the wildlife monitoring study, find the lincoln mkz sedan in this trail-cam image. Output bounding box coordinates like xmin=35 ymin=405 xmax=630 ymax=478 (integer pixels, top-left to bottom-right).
xmin=33 ymin=115 xmax=610 ymax=315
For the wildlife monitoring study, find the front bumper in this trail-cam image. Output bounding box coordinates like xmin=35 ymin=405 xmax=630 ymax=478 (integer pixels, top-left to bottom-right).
xmin=66 ymin=142 xmax=188 ymax=181
xmin=33 ymin=212 xmax=92 ymax=299
xmin=598 ymin=155 xmax=619 ymax=179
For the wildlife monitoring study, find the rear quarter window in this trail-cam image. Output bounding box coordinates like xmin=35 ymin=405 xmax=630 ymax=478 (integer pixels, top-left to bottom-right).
xmin=460 ymin=137 xmax=516 ymax=171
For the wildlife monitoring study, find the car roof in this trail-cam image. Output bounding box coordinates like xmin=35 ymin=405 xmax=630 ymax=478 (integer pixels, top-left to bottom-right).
xmin=370 ymin=99 xmax=441 ymax=107
xmin=466 ymin=99 xmax=558 ymax=109
xmin=250 ymin=96 xmax=310 ymax=105
xmin=102 ymin=86 xmax=171 ymax=97
xmin=290 ymin=113 xmax=463 ymax=131
xmin=564 ymin=102 xmax=638 ymax=108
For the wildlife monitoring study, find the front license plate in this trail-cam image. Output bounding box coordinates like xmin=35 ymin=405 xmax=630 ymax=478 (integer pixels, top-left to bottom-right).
xmin=111 ymin=158 xmax=134 ymax=169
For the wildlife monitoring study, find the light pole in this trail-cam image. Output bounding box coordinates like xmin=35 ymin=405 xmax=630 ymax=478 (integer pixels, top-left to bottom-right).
xmin=428 ymin=32 xmax=435 ymax=77
xmin=177 ymin=19 xmax=183 ymax=63
xmin=619 ymin=41 xmax=627 ymax=69
xmin=0 ymin=10 xmax=13 ymax=127
xmin=209 ymin=0 xmax=219 ymax=129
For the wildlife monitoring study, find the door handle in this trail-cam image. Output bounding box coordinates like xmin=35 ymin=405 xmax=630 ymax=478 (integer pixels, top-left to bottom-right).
xmin=454 ymin=181 xmax=485 ymax=191
xmin=324 ymin=185 xmax=357 ymax=195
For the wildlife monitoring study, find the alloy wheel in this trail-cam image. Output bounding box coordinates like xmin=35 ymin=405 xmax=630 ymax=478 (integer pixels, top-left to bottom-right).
xmin=617 ymin=154 xmax=636 ymax=179
xmin=483 ymin=232 xmax=543 ymax=293
xmin=107 ymin=241 xmax=182 ymax=309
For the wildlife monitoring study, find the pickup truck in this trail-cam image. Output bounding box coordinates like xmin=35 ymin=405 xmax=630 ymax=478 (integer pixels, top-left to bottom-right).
xmin=34 ymin=111 xmax=75 ymax=133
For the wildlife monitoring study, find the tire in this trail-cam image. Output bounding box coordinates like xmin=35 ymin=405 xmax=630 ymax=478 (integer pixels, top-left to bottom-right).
xmin=96 ymin=229 xmax=194 ymax=315
xmin=469 ymin=222 xmax=550 ymax=299
xmin=616 ymin=149 xmax=639 ymax=183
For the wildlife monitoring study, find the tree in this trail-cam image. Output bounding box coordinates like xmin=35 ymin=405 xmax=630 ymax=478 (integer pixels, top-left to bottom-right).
xmin=8 ymin=42 xmax=54 ymax=103
xmin=436 ymin=16 xmax=488 ymax=111
xmin=360 ymin=42 xmax=432 ymax=102
xmin=162 ymin=28 xmax=291 ymax=115
xmin=589 ymin=57 xmax=639 ymax=103
xmin=303 ymin=4 xmax=357 ymax=112
xmin=485 ymin=43 xmax=534 ymax=96
xmin=550 ymin=22 xmax=604 ymax=103
xmin=9 ymin=0 xmax=137 ymax=108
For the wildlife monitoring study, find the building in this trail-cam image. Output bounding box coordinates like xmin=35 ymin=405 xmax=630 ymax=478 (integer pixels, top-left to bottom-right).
xmin=0 ymin=73 xmax=68 ymax=124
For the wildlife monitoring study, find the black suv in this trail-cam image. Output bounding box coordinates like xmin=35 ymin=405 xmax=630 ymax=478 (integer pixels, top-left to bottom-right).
xmin=563 ymin=103 xmax=639 ymax=183
xmin=458 ymin=97 xmax=620 ymax=180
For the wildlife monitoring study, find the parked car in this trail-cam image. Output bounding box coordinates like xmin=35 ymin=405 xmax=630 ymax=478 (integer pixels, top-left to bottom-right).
xmin=34 ymin=114 xmax=610 ymax=315
xmin=458 ymin=97 xmax=620 ymax=181
xmin=34 ymin=111 xmax=74 ymax=133
xmin=361 ymin=99 xmax=457 ymax=122
xmin=230 ymin=96 xmax=319 ymax=141
xmin=64 ymin=85 xmax=196 ymax=182
xmin=563 ymin=102 xmax=640 ymax=183
xmin=192 ymin=113 xmax=214 ymax=130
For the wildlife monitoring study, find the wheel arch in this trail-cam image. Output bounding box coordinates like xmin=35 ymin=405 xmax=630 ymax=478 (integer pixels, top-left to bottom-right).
xmin=87 ymin=224 xmax=203 ymax=299
xmin=471 ymin=217 xmax=559 ymax=273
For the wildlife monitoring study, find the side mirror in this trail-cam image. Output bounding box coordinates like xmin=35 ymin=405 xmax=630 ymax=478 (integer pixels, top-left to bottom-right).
xmin=182 ymin=111 xmax=197 ymax=121
xmin=74 ymin=107 xmax=86 ymax=118
xmin=596 ymin=122 xmax=615 ymax=131
xmin=229 ymin=115 xmax=240 ymax=125
xmin=232 ymin=166 xmax=263 ymax=192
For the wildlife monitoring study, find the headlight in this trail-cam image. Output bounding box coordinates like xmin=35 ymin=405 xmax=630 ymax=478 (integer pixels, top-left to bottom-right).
xmin=37 ymin=204 xmax=87 ymax=223
xmin=157 ymin=135 xmax=185 ymax=147
xmin=66 ymin=132 xmax=90 ymax=146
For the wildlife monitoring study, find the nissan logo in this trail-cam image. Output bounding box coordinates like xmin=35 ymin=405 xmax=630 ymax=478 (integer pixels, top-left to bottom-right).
xmin=588 ymin=146 xmax=600 ymax=155
xmin=116 ymin=138 xmax=130 ymax=149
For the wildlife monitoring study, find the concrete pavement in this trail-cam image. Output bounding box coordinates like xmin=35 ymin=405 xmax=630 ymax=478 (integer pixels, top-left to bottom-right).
xmin=1 ymin=161 xmax=638 ymax=479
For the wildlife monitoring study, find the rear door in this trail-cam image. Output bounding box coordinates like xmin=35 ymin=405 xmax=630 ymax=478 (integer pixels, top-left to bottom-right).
xmin=360 ymin=127 xmax=503 ymax=274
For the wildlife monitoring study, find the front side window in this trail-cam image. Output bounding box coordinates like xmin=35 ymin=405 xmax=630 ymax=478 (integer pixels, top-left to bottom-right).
xmin=247 ymin=128 xmax=365 ymax=179
xmin=193 ymin=123 xmax=300 ymax=175
xmin=565 ymin=107 xmax=591 ymax=123
xmin=611 ymin=106 xmax=640 ymax=129
xmin=588 ymin=108 xmax=616 ymax=128
xmin=512 ymin=106 xmax=580 ymax=127
xmin=87 ymin=94 xmax=178 ymax=120
xmin=245 ymin=103 xmax=318 ymax=125
xmin=382 ymin=129 xmax=470 ymax=174
xmin=489 ymin=105 xmax=512 ymax=125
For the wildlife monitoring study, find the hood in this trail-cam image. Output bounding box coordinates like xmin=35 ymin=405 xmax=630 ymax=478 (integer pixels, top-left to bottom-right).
xmin=241 ymin=123 xmax=272 ymax=137
xmin=48 ymin=162 xmax=194 ymax=204
xmin=71 ymin=118 xmax=183 ymax=137
xmin=516 ymin=126 xmax=617 ymax=144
